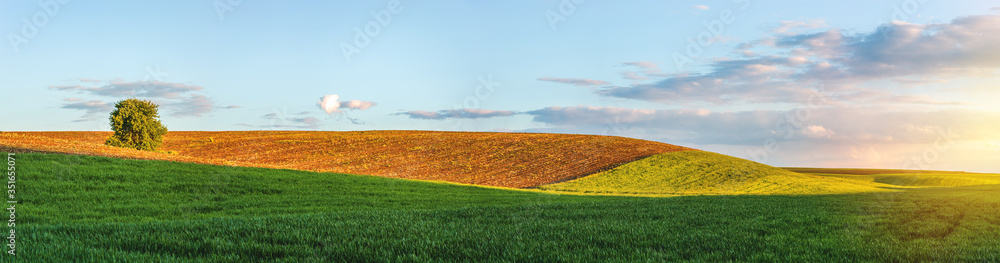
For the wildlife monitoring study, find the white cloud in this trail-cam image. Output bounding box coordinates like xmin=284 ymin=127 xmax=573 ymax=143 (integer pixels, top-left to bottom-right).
xmin=318 ymin=94 xmax=342 ymax=114
xmin=596 ymin=14 xmax=1000 ymax=105
xmin=692 ymin=5 xmax=709 ymax=10
xmin=317 ymin=94 xmax=377 ymax=114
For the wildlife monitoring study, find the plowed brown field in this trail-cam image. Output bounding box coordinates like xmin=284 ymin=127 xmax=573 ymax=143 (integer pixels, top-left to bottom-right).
xmin=0 ymin=131 xmax=693 ymax=188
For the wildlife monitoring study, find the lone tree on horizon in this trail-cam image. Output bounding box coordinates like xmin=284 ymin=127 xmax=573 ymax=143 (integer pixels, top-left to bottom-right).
xmin=105 ymin=98 xmax=168 ymax=151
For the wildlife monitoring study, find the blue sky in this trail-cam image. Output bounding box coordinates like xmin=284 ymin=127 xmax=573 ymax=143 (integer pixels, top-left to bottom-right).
xmin=2 ymin=0 xmax=999 ymax=172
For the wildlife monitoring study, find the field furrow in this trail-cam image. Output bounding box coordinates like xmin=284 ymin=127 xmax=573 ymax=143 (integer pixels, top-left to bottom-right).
xmin=0 ymin=131 xmax=693 ymax=188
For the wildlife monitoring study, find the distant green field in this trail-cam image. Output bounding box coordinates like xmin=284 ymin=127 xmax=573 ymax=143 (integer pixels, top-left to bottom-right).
xmin=538 ymin=151 xmax=893 ymax=196
xmin=783 ymin=167 xmax=941 ymax=175
xmin=785 ymin=167 xmax=1000 ymax=187
xmin=8 ymin=153 xmax=1000 ymax=262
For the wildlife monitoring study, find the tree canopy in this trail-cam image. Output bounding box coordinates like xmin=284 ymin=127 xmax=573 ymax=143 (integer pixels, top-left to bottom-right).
xmin=105 ymin=98 xmax=168 ymax=151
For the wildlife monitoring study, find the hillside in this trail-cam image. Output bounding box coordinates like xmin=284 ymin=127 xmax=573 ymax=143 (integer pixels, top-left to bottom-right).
xmin=0 ymin=131 xmax=692 ymax=188
xmin=538 ymin=151 xmax=894 ymax=195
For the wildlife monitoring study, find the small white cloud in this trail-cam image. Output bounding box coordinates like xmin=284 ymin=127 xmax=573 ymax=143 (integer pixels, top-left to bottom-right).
xmin=317 ymin=94 xmax=377 ymax=114
xmin=693 ymin=5 xmax=709 ymax=10
xmin=318 ymin=94 xmax=342 ymax=114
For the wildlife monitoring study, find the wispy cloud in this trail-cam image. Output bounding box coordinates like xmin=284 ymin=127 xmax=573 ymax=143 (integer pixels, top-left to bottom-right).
xmin=537 ymin=77 xmax=611 ymax=87
xmin=623 ymin=61 xmax=660 ymax=72
xmin=396 ymin=109 xmax=518 ymax=120
xmin=621 ymin=72 xmax=649 ymax=80
xmin=692 ymin=5 xmax=709 ymax=10
xmin=620 ymin=62 xmax=665 ymax=81
xmin=60 ymin=99 xmax=113 ymax=122
xmin=258 ymin=113 xmax=322 ymax=129
xmin=51 ymin=81 xmax=204 ymax=99
xmin=770 ymin=19 xmax=827 ymax=34
xmin=169 ymin=94 xmax=215 ymax=117
xmin=602 ymin=56 xmax=812 ymax=104
xmin=50 ymin=79 xmax=221 ymax=120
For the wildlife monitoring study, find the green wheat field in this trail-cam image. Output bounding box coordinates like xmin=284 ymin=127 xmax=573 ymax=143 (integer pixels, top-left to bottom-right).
xmin=9 ymin=152 xmax=1000 ymax=262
